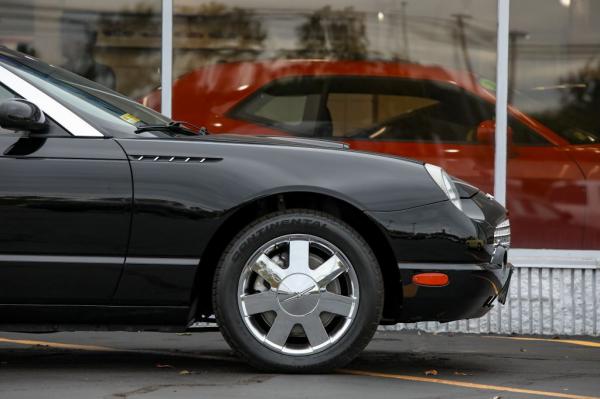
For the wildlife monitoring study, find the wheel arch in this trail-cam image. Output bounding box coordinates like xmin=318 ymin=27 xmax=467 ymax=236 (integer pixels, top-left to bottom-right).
xmin=191 ymin=190 xmax=402 ymax=325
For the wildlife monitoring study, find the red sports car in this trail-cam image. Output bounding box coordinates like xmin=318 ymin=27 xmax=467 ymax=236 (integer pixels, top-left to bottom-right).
xmin=142 ymin=60 xmax=600 ymax=249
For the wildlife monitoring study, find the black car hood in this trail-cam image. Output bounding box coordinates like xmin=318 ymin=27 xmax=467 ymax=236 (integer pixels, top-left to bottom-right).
xmin=180 ymin=134 xmax=349 ymax=150
xmin=117 ymin=133 xmax=446 ymax=212
xmin=205 ymin=135 xmax=478 ymax=199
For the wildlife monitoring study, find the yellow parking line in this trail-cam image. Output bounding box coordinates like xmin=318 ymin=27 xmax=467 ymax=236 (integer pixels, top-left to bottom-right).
xmin=2 ymin=335 xmax=597 ymax=399
xmin=485 ymin=336 xmax=600 ymax=348
xmin=0 ymin=337 xmax=115 ymax=352
xmin=341 ymin=369 xmax=600 ymax=399
xmin=0 ymin=336 xmax=237 ymax=363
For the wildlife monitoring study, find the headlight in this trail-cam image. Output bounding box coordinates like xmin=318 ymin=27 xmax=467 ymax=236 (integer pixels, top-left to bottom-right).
xmin=424 ymin=163 xmax=463 ymax=211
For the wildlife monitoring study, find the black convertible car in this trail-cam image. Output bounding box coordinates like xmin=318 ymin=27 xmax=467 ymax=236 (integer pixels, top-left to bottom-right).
xmin=0 ymin=48 xmax=512 ymax=372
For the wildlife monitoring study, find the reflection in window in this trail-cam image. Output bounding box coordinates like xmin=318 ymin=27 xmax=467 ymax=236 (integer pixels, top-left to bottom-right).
xmin=325 ymin=78 xmax=492 ymax=143
xmin=506 ymin=0 xmax=600 ymax=249
xmin=251 ymin=94 xmax=310 ymax=126
xmin=0 ymin=83 xmax=16 ymax=100
xmin=232 ymin=75 xmax=511 ymax=144
xmin=0 ymin=1 xmax=161 ymax=98
xmin=510 ymin=0 xmax=600 ymax=145
xmin=0 ymin=83 xmax=20 ymax=134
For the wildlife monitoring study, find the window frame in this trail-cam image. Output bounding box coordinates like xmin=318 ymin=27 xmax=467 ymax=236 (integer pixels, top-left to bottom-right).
xmin=0 ymin=82 xmax=71 ymax=137
xmin=0 ymin=63 xmax=103 ymax=138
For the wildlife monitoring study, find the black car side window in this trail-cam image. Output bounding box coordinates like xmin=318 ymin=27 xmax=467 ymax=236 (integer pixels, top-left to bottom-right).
xmin=0 ymin=83 xmax=20 ymax=134
xmin=0 ymin=83 xmax=15 ymax=100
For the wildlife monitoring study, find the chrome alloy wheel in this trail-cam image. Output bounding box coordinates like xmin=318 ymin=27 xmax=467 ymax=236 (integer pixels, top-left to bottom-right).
xmin=237 ymin=234 xmax=359 ymax=355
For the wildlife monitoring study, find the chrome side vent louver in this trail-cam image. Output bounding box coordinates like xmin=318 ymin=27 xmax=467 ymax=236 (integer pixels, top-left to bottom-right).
xmin=129 ymin=155 xmax=222 ymax=163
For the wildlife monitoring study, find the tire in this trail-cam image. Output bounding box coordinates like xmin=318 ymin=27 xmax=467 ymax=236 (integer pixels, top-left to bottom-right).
xmin=213 ymin=209 xmax=384 ymax=372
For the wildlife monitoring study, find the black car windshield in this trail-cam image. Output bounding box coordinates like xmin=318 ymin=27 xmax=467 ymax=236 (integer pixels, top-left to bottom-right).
xmin=0 ymin=51 xmax=178 ymax=138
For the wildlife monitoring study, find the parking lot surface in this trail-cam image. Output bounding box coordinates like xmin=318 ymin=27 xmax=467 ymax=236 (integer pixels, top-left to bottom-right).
xmin=0 ymin=330 xmax=598 ymax=399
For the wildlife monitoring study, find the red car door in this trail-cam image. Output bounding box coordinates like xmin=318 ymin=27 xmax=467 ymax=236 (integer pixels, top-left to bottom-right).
xmin=563 ymin=145 xmax=600 ymax=249
xmin=506 ymin=144 xmax=586 ymax=249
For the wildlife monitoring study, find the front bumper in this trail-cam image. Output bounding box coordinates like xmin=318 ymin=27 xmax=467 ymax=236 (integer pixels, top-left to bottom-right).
xmin=396 ymin=252 xmax=513 ymax=323
xmin=366 ymin=190 xmax=513 ymax=324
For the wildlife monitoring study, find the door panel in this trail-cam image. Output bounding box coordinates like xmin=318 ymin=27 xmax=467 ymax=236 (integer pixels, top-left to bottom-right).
xmin=559 ymin=145 xmax=600 ymax=249
xmin=0 ymin=136 xmax=132 ymax=304
xmin=507 ymin=146 xmax=586 ymax=249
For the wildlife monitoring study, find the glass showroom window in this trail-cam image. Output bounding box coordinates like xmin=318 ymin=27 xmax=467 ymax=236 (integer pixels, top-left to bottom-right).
xmin=0 ymin=0 xmax=161 ymax=99
xmin=506 ymin=0 xmax=600 ymax=250
xmin=141 ymin=0 xmax=499 ymax=214
xmin=10 ymin=0 xmax=599 ymax=252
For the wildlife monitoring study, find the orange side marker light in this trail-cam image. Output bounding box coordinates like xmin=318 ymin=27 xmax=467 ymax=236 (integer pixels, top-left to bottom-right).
xmin=412 ymin=272 xmax=449 ymax=287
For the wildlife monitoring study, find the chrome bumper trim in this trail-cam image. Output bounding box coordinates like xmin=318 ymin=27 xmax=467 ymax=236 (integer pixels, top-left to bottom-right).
xmin=397 ymin=263 xmax=485 ymax=271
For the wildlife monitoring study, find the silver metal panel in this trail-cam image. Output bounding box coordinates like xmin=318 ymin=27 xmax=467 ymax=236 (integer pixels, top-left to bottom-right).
xmin=0 ymin=255 xmax=123 ymax=264
xmin=509 ymin=249 xmax=600 ymax=269
xmin=493 ymin=0 xmax=510 ymax=206
xmin=161 ymin=0 xmax=173 ymax=118
xmin=125 ymin=257 xmax=199 ymax=266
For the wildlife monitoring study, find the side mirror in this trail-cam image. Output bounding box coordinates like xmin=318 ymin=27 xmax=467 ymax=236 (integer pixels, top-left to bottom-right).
xmin=0 ymin=99 xmax=49 ymax=133
xmin=476 ymin=120 xmax=513 ymax=145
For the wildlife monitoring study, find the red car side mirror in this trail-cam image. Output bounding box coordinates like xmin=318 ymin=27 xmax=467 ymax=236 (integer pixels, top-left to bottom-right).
xmin=476 ymin=120 xmax=513 ymax=145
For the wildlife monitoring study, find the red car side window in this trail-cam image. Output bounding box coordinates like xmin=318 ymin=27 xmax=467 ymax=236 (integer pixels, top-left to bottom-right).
xmin=324 ymin=77 xmax=492 ymax=143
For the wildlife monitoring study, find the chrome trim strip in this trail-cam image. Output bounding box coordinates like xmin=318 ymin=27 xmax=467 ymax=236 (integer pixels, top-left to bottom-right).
xmin=0 ymin=255 xmax=123 ymax=264
xmin=398 ymin=250 xmax=600 ymax=271
xmin=0 ymin=254 xmax=200 ymax=266
xmin=125 ymin=257 xmax=199 ymax=266
xmin=397 ymin=262 xmax=484 ymax=271
xmin=0 ymin=64 xmax=103 ymax=137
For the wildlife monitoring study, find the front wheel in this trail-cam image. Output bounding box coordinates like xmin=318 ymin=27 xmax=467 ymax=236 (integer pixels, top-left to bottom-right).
xmin=213 ymin=210 xmax=384 ymax=372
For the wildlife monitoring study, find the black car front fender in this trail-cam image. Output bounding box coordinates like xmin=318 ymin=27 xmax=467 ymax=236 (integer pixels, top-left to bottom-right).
xmin=116 ymin=137 xmax=447 ymax=258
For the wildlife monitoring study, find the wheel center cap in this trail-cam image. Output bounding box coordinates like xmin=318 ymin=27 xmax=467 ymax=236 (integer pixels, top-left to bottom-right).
xmin=276 ymin=273 xmax=320 ymax=316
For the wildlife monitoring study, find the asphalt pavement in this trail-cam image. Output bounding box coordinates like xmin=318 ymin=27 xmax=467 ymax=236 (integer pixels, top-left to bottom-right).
xmin=0 ymin=330 xmax=598 ymax=399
